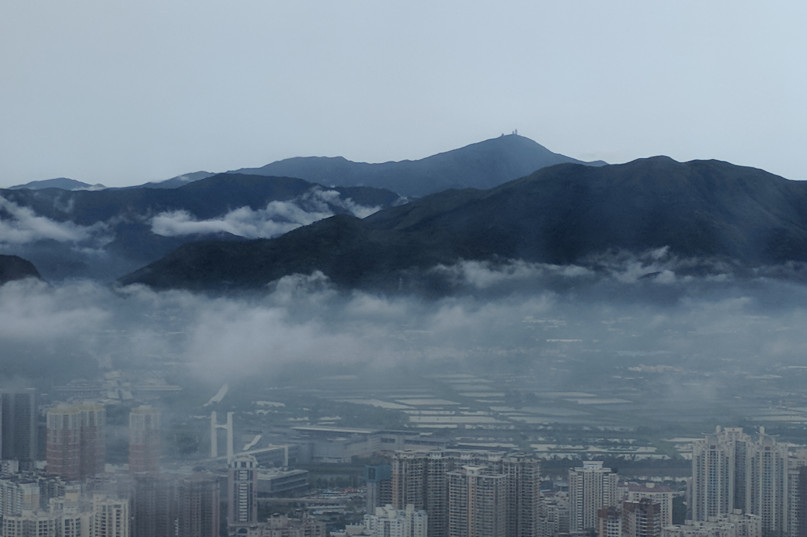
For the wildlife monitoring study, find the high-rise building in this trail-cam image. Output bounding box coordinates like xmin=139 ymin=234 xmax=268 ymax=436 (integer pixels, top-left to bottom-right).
xmin=93 ymin=494 xmax=130 ymax=537
xmin=46 ymin=403 xmax=105 ymax=480
xmin=177 ymin=471 xmax=220 ymax=537
xmin=128 ymin=406 xmax=160 ymax=474
xmin=0 ymin=388 xmax=38 ymax=463
xmin=598 ymin=506 xmax=622 ymax=537
xmin=623 ymin=499 xmax=662 ymax=537
xmin=0 ymin=478 xmax=41 ymax=516
xmin=131 ymin=475 xmax=176 ymax=537
xmin=568 ymin=461 xmax=619 ymax=534
xmin=747 ymin=430 xmax=789 ymax=536
xmin=789 ymin=451 xmax=807 ymax=537
xmin=79 ymin=404 xmax=105 ymax=478
xmin=448 ymin=465 xmax=508 ymax=537
xmin=392 ymin=450 xmax=541 ymax=537
xmin=690 ymin=426 xmax=789 ymax=536
xmin=539 ymin=491 xmax=568 ymax=537
xmin=392 ymin=451 xmax=450 ymax=537
xmin=366 ymin=464 xmax=393 ymax=514
xmin=501 ymin=455 xmax=541 ymax=537
xmin=228 ymin=454 xmax=259 ymax=527
xmin=690 ymin=427 xmax=751 ymax=521
xmin=46 ymin=406 xmax=81 ymax=481
xmin=625 ymin=484 xmax=675 ymax=527
xmin=2 ymin=511 xmax=60 ymax=537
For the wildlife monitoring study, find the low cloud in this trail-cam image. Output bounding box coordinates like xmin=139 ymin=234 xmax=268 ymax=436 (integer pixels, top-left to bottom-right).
xmin=0 ymin=196 xmax=107 ymax=245
xmin=6 ymin=255 xmax=807 ymax=432
xmin=150 ymin=187 xmax=380 ymax=238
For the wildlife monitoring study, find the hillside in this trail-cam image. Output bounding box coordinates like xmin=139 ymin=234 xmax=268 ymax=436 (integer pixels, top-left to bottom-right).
xmin=0 ymin=174 xmax=400 ymax=281
xmin=120 ymin=157 xmax=807 ymax=292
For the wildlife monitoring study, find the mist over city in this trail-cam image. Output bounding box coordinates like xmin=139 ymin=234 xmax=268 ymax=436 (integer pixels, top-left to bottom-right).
xmin=4 ymin=1 xmax=807 ymax=536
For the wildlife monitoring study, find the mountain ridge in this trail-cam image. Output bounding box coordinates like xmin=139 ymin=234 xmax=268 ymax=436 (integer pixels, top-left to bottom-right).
xmin=231 ymin=134 xmax=605 ymax=197
xmin=0 ymin=174 xmax=401 ymax=281
xmin=119 ymin=156 xmax=807 ymax=292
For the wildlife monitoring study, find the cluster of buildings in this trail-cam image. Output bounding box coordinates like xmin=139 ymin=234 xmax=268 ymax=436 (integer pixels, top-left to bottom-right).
xmin=10 ymin=383 xmax=807 ymax=537
xmin=355 ymin=425 xmax=807 ymax=537
xmin=0 ymin=389 xmax=329 ymax=537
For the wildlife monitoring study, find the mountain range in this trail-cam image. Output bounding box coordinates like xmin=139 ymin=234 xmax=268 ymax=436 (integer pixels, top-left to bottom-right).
xmin=6 ymin=135 xmax=807 ymax=293
xmin=7 ymin=134 xmax=599 ymax=197
xmin=0 ymin=174 xmax=401 ymax=281
xmin=0 ymin=135 xmax=598 ymax=281
xmin=120 ymin=156 xmax=807 ymax=292
xmin=232 ymin=133 xmax=605 ymax=197
xmin=9 ymin=177 xmax=106 ymax=191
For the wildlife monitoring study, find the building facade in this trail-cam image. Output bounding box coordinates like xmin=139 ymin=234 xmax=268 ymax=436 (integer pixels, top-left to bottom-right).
xmin=0 ymin=388 xmax=38 ymax=464
xmin=568 ymin=461 xmax=619 ymax=534
xmin=448 ymin=465 xmax=507 ymax=537
xmin=128 ymin=406 xmax=160 ymax=475
xmin=46 ymin=403 xmax=105 ymax=481
xmin=229 ymin=454 xmax=259 ymax=527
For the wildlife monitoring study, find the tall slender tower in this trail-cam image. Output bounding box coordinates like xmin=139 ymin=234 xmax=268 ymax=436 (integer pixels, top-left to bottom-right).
xmin=228 ymin=454 xmax=259 ymax=527
xmin=129 ymin=406 xmax=160 ymax=474
xmin=747 ymin=429 xmax=789 ymax=536
xmin=501 ymin=455 xmax=541 ymax=537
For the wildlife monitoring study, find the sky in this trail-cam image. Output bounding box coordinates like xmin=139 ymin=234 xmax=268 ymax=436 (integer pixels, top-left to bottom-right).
xmin=1 ymin=1 xmax=805 ymax=188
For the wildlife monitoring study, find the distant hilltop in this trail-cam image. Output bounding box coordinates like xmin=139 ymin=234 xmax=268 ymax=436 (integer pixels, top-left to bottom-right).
xmin=230 ymin=134 xmax=606 ymax=197
xmin=10 ymin=177 xmax=106 ymax=191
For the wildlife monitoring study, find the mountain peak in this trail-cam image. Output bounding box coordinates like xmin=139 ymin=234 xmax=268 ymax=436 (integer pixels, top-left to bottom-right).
xmin=9 ymin=177 xmax=105 ymax=191
xmin=232 ymin=134 xmax=603 ymax=197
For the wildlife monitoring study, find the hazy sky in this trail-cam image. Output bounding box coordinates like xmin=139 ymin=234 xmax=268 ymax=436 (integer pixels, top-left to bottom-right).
xmin=2 ymin=1 xmax=805 ymax=187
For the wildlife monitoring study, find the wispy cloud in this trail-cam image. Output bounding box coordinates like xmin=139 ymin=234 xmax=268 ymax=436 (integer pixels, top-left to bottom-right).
xmin=0 ymin=195 xmax=107 ymax=244
xmin=150 ymin=187 xmax=380 ymax=238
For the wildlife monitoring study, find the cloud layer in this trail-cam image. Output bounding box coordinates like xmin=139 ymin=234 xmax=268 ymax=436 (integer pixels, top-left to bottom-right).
xmin=5 ymin=256 xmax=807 ymax=401
xmin=150 ymin=187 xmax=380 ymax=238
xmin=0 ymin=195 xmax=107 ymax=245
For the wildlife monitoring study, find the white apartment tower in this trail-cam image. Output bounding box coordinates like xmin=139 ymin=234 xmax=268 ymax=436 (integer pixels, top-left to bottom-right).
xmin=690 ymin=426 xmax=789 ymax=536
xmin=691 ymin=427 xmax=750 ymax=521
xmin=747 ymin=430 xmax=789 ymax=536
xmin=569 ymin=461 xmax=619 ymax=534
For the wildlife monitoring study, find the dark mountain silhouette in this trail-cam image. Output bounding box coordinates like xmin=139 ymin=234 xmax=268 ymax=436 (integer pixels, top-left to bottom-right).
xmin=0 ymin=255 xmax=41 ymax=284
xmin=9 ymin=178 xmax=105 ymax=191
xmin=133 ymin=170 xmax=215 ymax=189
xmin=120 ymin=157 xmax=807 ymax=292
xmin=232 ymin=134 xmax=605 ymax=197
xmin=0 ymin=174 xmax=401 ymax=281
